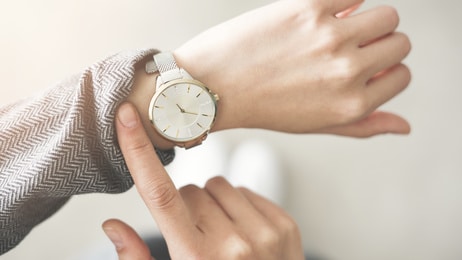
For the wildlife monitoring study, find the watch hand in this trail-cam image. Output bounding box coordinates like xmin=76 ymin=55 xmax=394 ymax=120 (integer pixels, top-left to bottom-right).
xmin=176 ymin=104 xmax=185 ymax=113
xmin=183 ymin=111 xmax=198 ymax=116
xmin=176 ymin=103 xmax=198 ymax=115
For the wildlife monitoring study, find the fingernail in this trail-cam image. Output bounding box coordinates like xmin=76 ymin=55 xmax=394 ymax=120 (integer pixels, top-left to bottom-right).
xmin=103 ymin=226 xmax=124 ymax=250
xmin=117 ymin=102 xmax=139 ymax=128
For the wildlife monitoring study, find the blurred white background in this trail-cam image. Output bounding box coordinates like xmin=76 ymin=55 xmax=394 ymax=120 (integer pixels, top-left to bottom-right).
xmin=1 ymin=0 xmax=461 ymax=259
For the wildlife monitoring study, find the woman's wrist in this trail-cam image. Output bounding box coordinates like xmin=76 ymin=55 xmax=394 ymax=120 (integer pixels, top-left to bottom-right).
xmin=126 ymin=52 xmax=233 ymax=150
xmin=126 ymin=63 xmax=176 ymax=150
xmin=125 ymin=0 xmax=412 ymax=150
xmin=173 ymin=46 xmax=248 ymax=134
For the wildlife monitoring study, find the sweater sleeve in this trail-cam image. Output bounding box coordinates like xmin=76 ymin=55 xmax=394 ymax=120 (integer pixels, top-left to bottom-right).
xmin=0 ymin=49 xmax=175 ymax=254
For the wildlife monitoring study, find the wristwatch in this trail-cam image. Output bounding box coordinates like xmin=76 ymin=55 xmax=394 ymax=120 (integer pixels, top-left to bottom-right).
xmin=145 ymin=52 xmax=219 ymax=149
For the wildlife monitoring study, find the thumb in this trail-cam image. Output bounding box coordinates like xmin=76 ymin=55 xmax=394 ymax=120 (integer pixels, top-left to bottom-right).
xmin=320 ymin=111 xmax=411 ymax=137
xmin=102 ymin=219 xmax=154 ymax=260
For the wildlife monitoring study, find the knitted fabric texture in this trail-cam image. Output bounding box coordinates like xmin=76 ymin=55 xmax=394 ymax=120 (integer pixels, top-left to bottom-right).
xmin=0 ymin=49 xmax=174 ymax=254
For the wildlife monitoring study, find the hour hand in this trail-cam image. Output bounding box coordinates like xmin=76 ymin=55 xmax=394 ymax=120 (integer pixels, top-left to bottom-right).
xmin=176 ymin=104 xmax=185 ymax=113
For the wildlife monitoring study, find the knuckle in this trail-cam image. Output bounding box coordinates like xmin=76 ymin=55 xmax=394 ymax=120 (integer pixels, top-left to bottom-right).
xmin=319 ymin=24 xmax=348 ymax=52
xmin=223 ymin=234 xmax=253 ymax=259
xmin=182 ymin=249 xmax=203 ymax=260
xmin=339 ymin=94 xmax=370 ymax=122
xmin=124 ymin=138 xmax=153 ymax=156
xmin=304 ymin=0 xmax=325 ymax=15
xmin=332 ymin=56 xmax=362 ymax=81
xmin=257 ymin=226 xmax=281 ymax=249
xmin=143 ymin=180 xmax=177 ymax=211
xmin=278 ymin=215 xmax=301 ymax=238
xmin=205 ymin=176 xmax=228 ymax=190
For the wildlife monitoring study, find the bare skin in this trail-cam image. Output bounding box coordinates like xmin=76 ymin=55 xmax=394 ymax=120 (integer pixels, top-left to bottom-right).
xmin=128 ymin=0 xmax=411 ymax=150
xmin=104 ymin=102 xmax=305 ymax=259
xmin=104 ymin=0 xmax=412 ymax=258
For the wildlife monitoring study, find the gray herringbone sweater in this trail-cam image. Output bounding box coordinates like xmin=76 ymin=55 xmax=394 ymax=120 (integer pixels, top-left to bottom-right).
xmin=0 ymin=49 xmax=174 ymax=254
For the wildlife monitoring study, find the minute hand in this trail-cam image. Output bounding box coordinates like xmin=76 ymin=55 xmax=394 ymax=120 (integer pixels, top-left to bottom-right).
xmin=183 ymin=110 xmax=198 ymax=115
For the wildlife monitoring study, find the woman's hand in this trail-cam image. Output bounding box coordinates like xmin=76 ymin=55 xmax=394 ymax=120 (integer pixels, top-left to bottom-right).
xmin=175 ymin=0 xmax=411 ymax=137
xmin=102 ymin=102 xmax=304 ymax=259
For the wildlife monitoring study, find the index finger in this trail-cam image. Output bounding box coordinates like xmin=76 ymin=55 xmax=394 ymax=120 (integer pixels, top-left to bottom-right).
xmin=115 ymin=102 xmax=195 ymax=243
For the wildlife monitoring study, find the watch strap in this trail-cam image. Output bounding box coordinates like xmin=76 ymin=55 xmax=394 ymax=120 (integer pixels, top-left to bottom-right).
xmin=146 ymin=52 xmax=183 ymax=83
xmin=145 ymin=52 xmax=215 ymax=149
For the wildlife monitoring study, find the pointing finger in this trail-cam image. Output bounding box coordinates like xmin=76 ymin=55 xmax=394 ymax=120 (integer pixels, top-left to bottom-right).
xmin=115 ymin=102 xmax=195 ymax=244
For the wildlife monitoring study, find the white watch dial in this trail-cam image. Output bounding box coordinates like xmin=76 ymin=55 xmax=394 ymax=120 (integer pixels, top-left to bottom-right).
xmin=150 ymin=81 xmax=217 ymax=142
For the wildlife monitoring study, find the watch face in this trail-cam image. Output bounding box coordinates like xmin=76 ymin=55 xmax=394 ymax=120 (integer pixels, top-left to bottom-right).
xmin=149 ymin=79 xmax=217 ymax=142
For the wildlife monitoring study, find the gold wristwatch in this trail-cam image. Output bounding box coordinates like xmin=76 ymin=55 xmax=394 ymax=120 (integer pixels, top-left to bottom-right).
xmin=145 ymin=52 xmax=219 ymax=149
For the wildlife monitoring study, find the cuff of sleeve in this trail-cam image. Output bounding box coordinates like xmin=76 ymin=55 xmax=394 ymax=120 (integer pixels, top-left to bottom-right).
xmin=155 ymin=147 xmax=175 ymax=165
xmin=91 ymin=48 xmax=175 ymax=192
